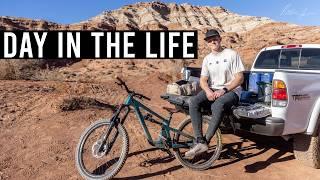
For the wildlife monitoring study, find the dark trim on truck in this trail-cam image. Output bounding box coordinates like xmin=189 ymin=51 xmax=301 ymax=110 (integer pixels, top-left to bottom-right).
xmin=234 ymin=117 xmax=285 ymax=136
xmin=275 ymin=69 xmax=320 ymax=74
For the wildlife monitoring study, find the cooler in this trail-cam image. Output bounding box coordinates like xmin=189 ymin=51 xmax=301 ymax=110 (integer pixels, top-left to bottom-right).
xmin=248 ymin=72 xmax=261 ymax=94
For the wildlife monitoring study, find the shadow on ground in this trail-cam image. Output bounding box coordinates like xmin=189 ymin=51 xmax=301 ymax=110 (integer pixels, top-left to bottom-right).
xmin=115 ymin=131 xmax=294 ymax=179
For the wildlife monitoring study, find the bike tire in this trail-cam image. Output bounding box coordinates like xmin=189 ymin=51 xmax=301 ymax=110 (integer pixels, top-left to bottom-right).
xmin=173 ymin=116 xmax=222 ymax=171
xmin=75 ymin=119 xmax=129 ymax=180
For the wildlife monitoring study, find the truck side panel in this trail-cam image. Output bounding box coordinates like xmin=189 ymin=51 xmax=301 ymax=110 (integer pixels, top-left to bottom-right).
xmin=306 ymin=98 xmax=320 ymax=135
xmin=272 ymin=71 xmax=320 ymax=135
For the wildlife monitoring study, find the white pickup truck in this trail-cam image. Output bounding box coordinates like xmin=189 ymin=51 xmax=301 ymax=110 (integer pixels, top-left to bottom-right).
xmin=251 ymin=44 xmax=320 ymax=168
xmin=162 ymin=44 xmax=320 ymax=168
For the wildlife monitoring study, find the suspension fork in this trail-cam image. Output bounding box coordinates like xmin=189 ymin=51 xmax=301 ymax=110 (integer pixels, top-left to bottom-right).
xmin=98 ymin=105 xmax=130 ymax=152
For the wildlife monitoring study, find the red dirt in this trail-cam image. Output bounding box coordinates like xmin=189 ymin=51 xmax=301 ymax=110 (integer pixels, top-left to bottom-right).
xmin=0 ymin=77 xmax=319 ymax=180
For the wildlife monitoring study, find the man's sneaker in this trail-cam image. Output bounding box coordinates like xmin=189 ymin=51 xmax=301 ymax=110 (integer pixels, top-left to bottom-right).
xmin=185 ymin=143 xmax=208 ymax=159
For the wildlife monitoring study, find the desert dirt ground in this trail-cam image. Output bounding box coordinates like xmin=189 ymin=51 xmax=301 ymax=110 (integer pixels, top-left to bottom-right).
xmin=1 ymin=78 xmax=320 ymax=180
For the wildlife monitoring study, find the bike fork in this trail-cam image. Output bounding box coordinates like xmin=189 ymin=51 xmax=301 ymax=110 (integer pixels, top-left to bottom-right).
xmin=97 ymin=116 xmax=120 ymax=153
xmin=97 ymin=105 xmax=130 ymax=153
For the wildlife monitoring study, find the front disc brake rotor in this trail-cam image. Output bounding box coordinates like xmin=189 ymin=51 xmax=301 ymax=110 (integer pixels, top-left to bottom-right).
xmin=92 ymin=139 xmax=108 ymax=158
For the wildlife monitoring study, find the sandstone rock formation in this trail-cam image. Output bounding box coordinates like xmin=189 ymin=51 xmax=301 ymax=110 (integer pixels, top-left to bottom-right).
xmin=87 ymin=2 xmax=273 ymax=32
xmin=1 ymin=1 xmax=320 ymax=81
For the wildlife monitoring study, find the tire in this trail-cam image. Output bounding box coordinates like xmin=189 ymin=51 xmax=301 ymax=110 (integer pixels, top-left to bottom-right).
xmin=75 ymin=119 xmax=129 ymax=180
xmin=293 ymin=129 xmax=320 ymax=169
xmin=173 ymin=116 xmax=223 ymax=171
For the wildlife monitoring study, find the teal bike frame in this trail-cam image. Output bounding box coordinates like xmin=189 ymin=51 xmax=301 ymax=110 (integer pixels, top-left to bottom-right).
xmin=109 ymin=93 xmax=195 ymax=149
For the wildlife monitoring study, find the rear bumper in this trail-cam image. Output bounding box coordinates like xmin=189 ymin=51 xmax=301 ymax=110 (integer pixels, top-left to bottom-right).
xmin=235 ymin=117 xmax=285 ymax=136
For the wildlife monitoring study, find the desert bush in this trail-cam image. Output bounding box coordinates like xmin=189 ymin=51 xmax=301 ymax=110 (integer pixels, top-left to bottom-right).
xmin=0 ymin=59 xmax=80 ymax=80
xmin=59 ymin=96 xmax=116 ymax=111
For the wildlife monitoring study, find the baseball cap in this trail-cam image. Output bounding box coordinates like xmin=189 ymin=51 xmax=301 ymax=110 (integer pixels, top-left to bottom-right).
xmin=204 ymin=29 xmax=220 ymax=41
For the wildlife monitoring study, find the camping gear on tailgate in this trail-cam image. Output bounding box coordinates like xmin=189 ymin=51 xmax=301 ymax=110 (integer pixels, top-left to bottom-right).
xmin=259 ymin=73 xmax=273 ymax=103
xmin=248 ymin=72 xmax=274 ymax=103
xmin=240 ymin=91 xmax=257 ymax=103
xmin=248 ymin=72 xmax=261 ymax=94
xmin=261 ymin=73 xmax=273 ymax=83
xmin=257 ymin=82 xmax=272 ymax=103
xmin=182 ymin=68 xmax=191 ymax=81
xmin=166 ymin=80 xmax=200 ymax=96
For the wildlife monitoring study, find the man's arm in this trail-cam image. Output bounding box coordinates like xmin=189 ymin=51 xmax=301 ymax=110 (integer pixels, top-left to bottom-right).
xmin=200 ymin=76 xmax=215 ymax=101
xmin=212 ymin=72 xmax=244 ymax=99
xmin=200 ymin=76 xmax=210 ymax=92
xmin=225 ymin=72 xmax=244 ymax=91
xmin=227 ymin=52 xmax=245 ymax=91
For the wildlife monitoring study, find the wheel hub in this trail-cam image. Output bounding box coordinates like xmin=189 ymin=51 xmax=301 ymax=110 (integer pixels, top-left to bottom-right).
xmin=92 ymin=139 xmax=108 ymax=158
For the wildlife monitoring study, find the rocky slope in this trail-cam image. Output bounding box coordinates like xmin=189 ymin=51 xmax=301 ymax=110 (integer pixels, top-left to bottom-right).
xmin=1 ymin=3 xmax=320 ymax=179
xmin=1 ymin=2 xmax=273 ymax=32
xmin=0 ymin=1 xmax=320 ymax=81
xmin=86 ymin=2 xmax=273 ymax=32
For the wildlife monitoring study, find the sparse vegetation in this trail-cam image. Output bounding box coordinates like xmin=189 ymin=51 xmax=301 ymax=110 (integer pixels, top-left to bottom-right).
xmin=59 ymin=96 xmax=116 ymax=111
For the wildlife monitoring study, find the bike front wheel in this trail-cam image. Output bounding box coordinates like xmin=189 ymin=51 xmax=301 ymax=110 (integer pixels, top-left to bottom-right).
xmin=75 ymin=119 xmax=129 ymax=180
xmin=173 ymin=115 xmax=222 ymax=171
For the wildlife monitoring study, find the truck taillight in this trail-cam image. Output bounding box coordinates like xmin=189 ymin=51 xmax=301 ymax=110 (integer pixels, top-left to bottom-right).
xmin=272 ymin=89 xmax=287 ymax=100
xmin=272 ymin=80 xmax=288 ymax=107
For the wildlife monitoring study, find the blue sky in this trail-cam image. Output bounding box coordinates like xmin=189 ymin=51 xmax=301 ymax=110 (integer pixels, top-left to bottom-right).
xmin=0 ymin=0 xmax=319 ymax=26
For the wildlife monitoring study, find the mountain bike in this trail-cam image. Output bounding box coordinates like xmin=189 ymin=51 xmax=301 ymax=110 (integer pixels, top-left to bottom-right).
xmin=75 ymin=77 xmax=222 ymax=180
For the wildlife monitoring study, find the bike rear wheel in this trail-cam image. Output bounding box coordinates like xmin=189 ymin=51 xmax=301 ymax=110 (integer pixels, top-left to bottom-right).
xmin=75 ymin=119 xmax=129 ymax=180
xmin=174 ymin=116 xmax=222 ymax=170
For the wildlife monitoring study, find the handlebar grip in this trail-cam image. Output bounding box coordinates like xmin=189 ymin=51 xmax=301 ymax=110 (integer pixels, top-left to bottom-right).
xmin=135 ymin=93 xmax=151 ymax=101
xmin=143 ymin=95 xmax=151 ymax=101
xmin=116 ymin=76 xmax=124 ymax=84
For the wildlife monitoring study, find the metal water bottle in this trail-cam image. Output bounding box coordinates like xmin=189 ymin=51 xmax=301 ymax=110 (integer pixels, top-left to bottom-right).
xmin=182 ymin=68 xmax=191 ymax=81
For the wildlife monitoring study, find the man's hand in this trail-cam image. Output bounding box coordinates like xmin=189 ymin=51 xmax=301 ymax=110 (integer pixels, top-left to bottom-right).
xmin=205 ymin=89 xmax=216 ymax=101
xmin=212 ymin=89 xmax=225 ymax=99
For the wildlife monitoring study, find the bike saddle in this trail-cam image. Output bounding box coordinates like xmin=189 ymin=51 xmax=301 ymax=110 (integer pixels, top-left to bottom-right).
xmin=162 ymin=106 xmax=180 ymax=113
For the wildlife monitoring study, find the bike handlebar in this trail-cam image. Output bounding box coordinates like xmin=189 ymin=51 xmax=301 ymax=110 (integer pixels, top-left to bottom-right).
xmin=115 ymin=77 xmax=131 ymax=93
xmin=115 ymin=77 xmax=151 ymax=101
xmin=135 ymin=93 xmax=151 ymax=101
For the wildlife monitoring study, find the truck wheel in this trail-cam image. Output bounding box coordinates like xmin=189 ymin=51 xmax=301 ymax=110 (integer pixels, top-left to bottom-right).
xmin=293 ymin=130 xmax=320 ymax=168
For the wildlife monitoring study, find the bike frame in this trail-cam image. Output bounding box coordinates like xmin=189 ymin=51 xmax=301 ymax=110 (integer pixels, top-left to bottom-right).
xmin=110 ymin=93 xmax=195 ymax=149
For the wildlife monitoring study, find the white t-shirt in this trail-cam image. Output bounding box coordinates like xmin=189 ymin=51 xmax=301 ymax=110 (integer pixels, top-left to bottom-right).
xmin=201 ymin=48 xmax=245 ymax=97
